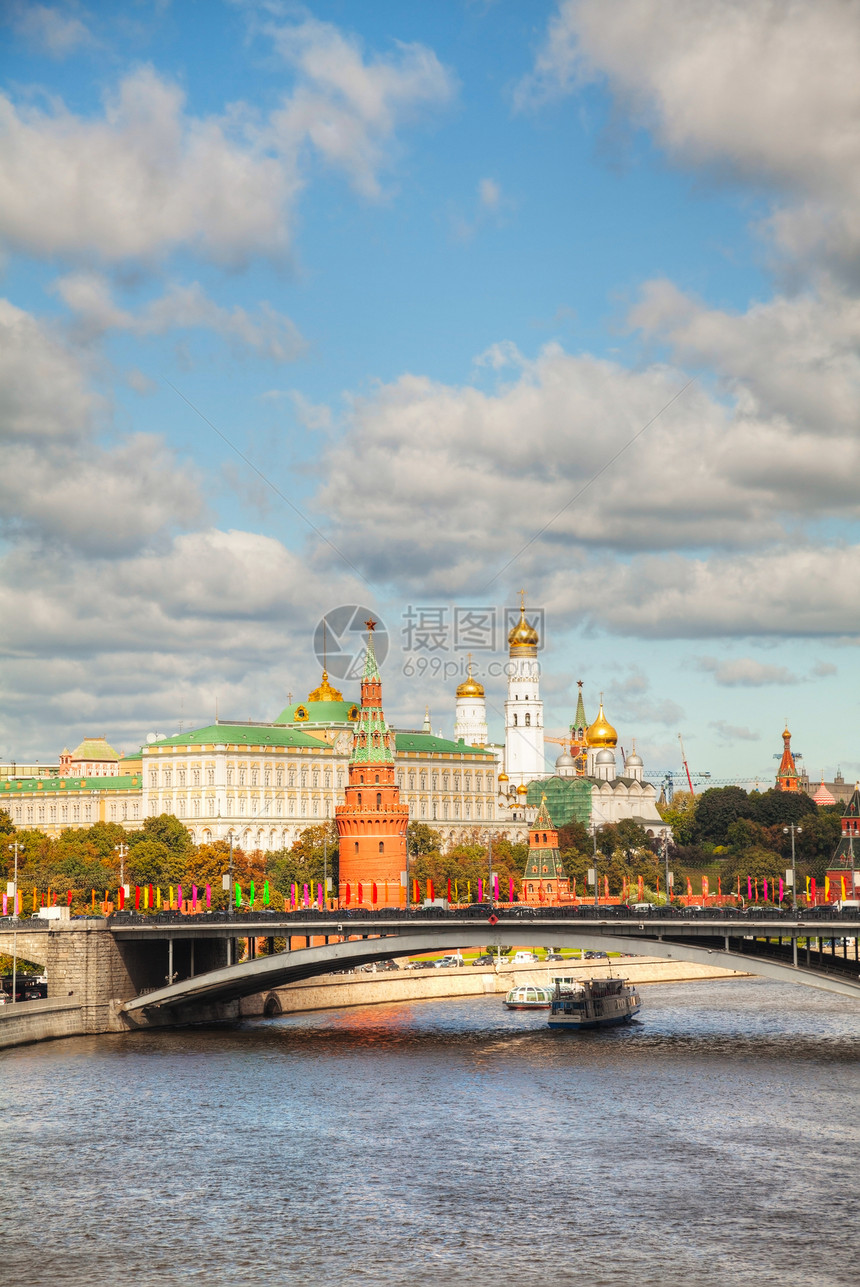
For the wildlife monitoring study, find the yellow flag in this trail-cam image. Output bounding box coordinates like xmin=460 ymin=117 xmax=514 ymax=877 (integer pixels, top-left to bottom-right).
xmin=454 ymin=880 xmax=459 ymax=902
xmin=169 ymin=885 xmax=174 ymax=909
xmin=842 ymin=876 xmax=847 ymax=899
xmin=467 ymin=881 xmax=471 ymax=901
xmin=157 ymin=887 xmax=162 ymax=909
xmin=825 ymin=876 xmax=830 ymax=900
xmin=806 ymin=876 xmax=810 ymax=896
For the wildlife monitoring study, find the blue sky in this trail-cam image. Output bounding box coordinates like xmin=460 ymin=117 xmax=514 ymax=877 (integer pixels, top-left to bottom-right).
xmin=1 ymin=0 xmax=859 ymax=789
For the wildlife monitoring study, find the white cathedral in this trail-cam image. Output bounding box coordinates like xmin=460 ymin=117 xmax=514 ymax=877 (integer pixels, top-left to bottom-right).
xmin=451 ymin=597 xmax=668 ymax=839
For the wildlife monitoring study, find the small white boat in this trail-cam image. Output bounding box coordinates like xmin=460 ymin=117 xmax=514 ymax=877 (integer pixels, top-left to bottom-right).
xmin=504 ymin=984 xmax=554 ymax=1010
xmin=548 ymin=976 xmax=641 ymax=1030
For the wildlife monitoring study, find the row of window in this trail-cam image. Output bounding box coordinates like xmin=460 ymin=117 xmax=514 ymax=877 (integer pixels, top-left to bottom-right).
xmin=148 ymin=765 xmax=497 ymax=792
xmin=9 ymin=800 xmax=140 ymax=825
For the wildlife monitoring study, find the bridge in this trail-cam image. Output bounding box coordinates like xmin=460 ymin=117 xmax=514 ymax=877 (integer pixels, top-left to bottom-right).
xmin=116 ymin=904 xmax=860 ymax=1017
xmin=3 ymin=906 xmax=859 ymax=1043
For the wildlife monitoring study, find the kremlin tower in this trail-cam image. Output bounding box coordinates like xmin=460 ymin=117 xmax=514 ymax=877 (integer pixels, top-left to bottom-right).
xmin=522 ymin=796 xmax=569 ymax=905
xmin=335 ymin=622 xmax=408 ymax=905
xmin=503 ymin=592 xmax=545 ymax=786
xmin=775 ymin=724 xmax=800 ymax=792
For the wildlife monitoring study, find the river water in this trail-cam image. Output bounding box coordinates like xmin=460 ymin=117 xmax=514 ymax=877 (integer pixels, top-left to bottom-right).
xmin=2 ymin=978 xmax=859 ymax=1287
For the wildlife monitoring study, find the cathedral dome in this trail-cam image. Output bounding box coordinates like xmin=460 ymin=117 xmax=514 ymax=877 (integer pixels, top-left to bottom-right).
xmin=307 ymin=669 xmax=343 ymax=703
xmin=508 ymin=607 xmax=539 ymax=651
xmin=456 ymin=663 xmax=485 ymax=699
xmin=587 ymin=700 xmax=617 ymax=749
xmin=517 ymin=783 xmax=529 ymax=795
xmin=625 ymin=750 xmax=643 ymax=768
xmin=498 ymin=772 xmax=509 ymax=782
xmin=555 ymin=751 xmax=575 ymax=769
xmin=595 ymin=748 xmax=615 ymax=765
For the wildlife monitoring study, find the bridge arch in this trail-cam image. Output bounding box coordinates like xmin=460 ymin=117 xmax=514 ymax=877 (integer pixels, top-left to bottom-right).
xmin=123 ymin=925 xmax=860 ymax=1017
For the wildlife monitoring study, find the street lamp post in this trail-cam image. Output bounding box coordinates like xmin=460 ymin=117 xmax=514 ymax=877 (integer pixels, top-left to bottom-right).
xmin=783 ymin=823 xmax=802 ymax=913
xmin=114 ymin=841 xmax=127 ymax=887
xmin=662 ymin=831 xmax=671 ymax=908
xmin=8 ymin=841 xmax=19 ymax=1005
xmin=592 ymin=825 xmax=599 ymax=909
xmin=226 ymin=833 xmax=234 ymax=920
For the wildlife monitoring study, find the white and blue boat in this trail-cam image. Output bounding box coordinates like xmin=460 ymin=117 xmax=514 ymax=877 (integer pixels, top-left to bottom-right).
xmin=548 ymin=976 xmax=641 ymax=1030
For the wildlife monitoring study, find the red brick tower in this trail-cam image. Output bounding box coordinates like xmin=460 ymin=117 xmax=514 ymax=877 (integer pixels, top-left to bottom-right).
xmin=522 ymin=796 xmax=569 ymax=905
xmin=776 ymin=724 xmax=801 ymax=792
xmin=336 ymin=621 xmax=408 ymax=906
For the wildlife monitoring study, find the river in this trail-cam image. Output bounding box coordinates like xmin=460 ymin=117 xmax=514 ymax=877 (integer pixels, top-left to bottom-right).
xmin=2 ymin=978 xmax=859 ymax=1287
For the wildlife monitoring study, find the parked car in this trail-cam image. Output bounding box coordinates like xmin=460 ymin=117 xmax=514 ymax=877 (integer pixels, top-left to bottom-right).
xmin=510 ymin=951 xmax=539 ymax=964
xmin=472 ymin=954 xmax=495 ymax=966
xmin=584 ymin=950 xmax=608 ymax=960
xmin=546 ymin=952 xmax=565 ymax=961
xmin=377 ymin=959 xmax=400 ymax=971
xmin=433 ymin=954 xmax=465 ymax=968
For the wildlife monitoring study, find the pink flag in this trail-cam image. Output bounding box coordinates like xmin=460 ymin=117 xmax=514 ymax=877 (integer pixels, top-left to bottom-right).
xmin=763 ymin=878 xmax=768 ymax=902
xmin=493 ymin=874 xmax=499 ymax=900
xmin=303 ymin=883 xmax=309 ymax=907
xmin=779 ymin=878 xmax=784 ymax=902
xmin=192 ymin=884 xmax=198 ymax=912
xmin=177 ymin=884 xmax=183 ymax=908
xmin=2 ymin=894 xmax=6 ymax=916
xmin=509 ymin=876 xmax=514 ymax=903
xmin=747 ymin=877 xmax=752 ymax=900
xmin=478 ymin=878 xmax=484 ymax=902
xmin=317 ymin=883 xmax=323 ymax=909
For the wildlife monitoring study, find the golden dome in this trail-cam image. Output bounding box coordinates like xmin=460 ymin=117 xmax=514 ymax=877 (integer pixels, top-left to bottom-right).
xmin=456 ymin=658 xmax=485 ymax=699
xmin=507 ymin=592 xmax=539 ymax=651
xmin=307 ymin=669 xmax=344 ymax=703
xmin=517 ymin=783 xmax=528 ymax=795
xmin=587 ymin=698 xmax=617 ymax=749
xmin=498 ymin=772 xmax=509 ymax=782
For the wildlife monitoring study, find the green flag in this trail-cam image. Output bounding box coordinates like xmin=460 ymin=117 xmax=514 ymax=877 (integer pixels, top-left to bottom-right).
xmin=250 ymin=879 xmax=255 ymax=908
xmin=235 ymin=881 xmax=241 ymax=907
xmin=263 ymin=880 xmax=270 ymax=906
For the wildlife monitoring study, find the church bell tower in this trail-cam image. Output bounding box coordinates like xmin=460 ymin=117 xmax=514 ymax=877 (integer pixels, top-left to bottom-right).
xmin=503 ymin=591 xmax=545 ymax=787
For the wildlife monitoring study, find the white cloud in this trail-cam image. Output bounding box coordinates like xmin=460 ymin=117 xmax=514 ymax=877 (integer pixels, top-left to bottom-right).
xmin=606 ymin=668 xmax=683 ymax=725
xmin=517 ymin=0 xmax=860 ymax=269
xmin=479 ymin=177 xmax=501 ymax=210
xmin=710 ymin=720 xmax=761 ymax=744
xmin=0 ymin=22 xmax=454 ymax=266
xmin=0 ymin=298 xmax=200 ymax=555
xmin=312 ymin=339 xmax=860 ymax=595
xmin=697 ymin=656 xmax=799 ymax=687
xmin=6 ymin=2 xmax=94 ymax=57
xmin=54 ymin=272 xmax=306 ymax=361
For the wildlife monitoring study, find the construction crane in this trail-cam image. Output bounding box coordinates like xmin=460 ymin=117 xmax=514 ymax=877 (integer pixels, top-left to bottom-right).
xmin=678 ymin=734 xmax=695 ymax=795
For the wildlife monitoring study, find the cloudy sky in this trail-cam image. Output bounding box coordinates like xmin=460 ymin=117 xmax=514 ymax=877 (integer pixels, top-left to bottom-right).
xmin=2 ymin=0 xmax=859 ymax=787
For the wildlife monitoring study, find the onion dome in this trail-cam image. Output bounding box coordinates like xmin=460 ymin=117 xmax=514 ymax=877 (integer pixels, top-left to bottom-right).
xmin=507 ymin=598 xmax=539 ymax=652
xmin=307 ymin=669 xmax=344 ymax=703
xmin=555 ymin=750 xmax=575 ymax=770
xmin=596 ymin=748 xmax=615 ymax=764
xmin=587 ymin=699 xmax=617 ymax=748
xmin=517 ymin=783 xmax=529 ymax=795
xmin=625 ymin=746 xmax=643 ymax=768
xmin=813 ymin=777 xmax=836 ymax=806
xmin=456 ymin=659 xmax=485 ymax=699
xmin=498 ymin=772 xmax=509 ymax=782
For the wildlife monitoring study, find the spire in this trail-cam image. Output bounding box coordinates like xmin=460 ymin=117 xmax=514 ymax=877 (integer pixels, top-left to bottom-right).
xmin=422 ymin=705 xmax=431 ymax=734
xmin=776 ymin=722 xmax=800 ymax=791
xmin=573 ymin=680 xmax=587 ymax=733
xmin=534 ymin=793 xmax=554 ymax=830
xmin=363 ymin=620 xmax=381 ymax=681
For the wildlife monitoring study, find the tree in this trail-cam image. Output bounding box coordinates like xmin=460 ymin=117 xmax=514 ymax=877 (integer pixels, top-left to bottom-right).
xmin=694 ymin=786 xmax=756 ymax=845
xmin=407 ymin=822 xmax=442 ymax=855
xmin=658 ymin=790 xmax=698 ymax=845
xmin=749 ymin=789 xmax=816 ymax=828
xmin=131 ymin=814 xmax=193 ymax=858
xmin=0 ymin=808 xmax=14 ymax=839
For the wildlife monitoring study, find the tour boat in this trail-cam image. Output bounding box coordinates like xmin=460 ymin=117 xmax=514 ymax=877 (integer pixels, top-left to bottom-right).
xmin=504 ymin=984 xmax=555 ymax=1010
xmin=547 ymin=976 xmax=641 ymax=1030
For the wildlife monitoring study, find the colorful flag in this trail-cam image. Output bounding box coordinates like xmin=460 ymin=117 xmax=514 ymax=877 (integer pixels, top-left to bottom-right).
xmin=178 ymin=884 xmax=183 ymax=909
xmin=466 ymin=881 xmax=471 ymax=902
xmin=718 ymin=876 xmax=722 ymax=896
xmin=779 ymin=878 xmax=784 ymax=901
xmin=687 ymin=876 xmax=693 ymax=897
xmin=157 ymin=887 xmax=162 ymax=909
xmin=811 ymin=877 xmax=817 ymax=901
xmin=428 ymin=879 xmax=434 ymax=902
xmin=263 ymin=880 xmax=270 ymax=907
xmin=317 ymin=883 xmax=323 ymax=909
xmin=763 ymin=878 xmax=768 ymax=902
xmin=412 ymin=878 xmax=419 ymax=904
xmin=356 ymin=882 xmax=362 ymax=905
xmin=371 ymin=882 xmax=378 ymax=904
xmin=747 ymin=877 xmax=752 ymax=900
xmin=454 ymin=880 xmax=459 ymax=902
xmin=67 ymin=890 xmax=73 ymax=906
xmin=825 ymin=876 xmax=830 ymax=901
xmin=509 ymin=876 xmax=514 ymax=903
xmin=2 ymin=894 xmax=6 ymax=916
xmin=494 ymin=874 xmax=499 ymax=900
xmin=205 ymin=884 xmax=211 ymax=909
xmin=235 ymin=881 xmax=241 ymax=908
xmin=447 ymin=878 xmax=452 ymax=903
xmin=118 ymin=887 xmax=125 ymax=911
xmin=806 ymin=876 xmax=810 ymax=897
xmin=841 ymin=875 xmax=847 ymax=899
xmin=135 ymin=885 xmax=141 ymax=910
xmin=702 ymin=876 xmax=709 ymax=898
xmin=345 ymin=883 xmax=351 ymax=906
xmin=638 ymin=875 xmax=645 ymax=901
xmin=302 ymin=882 xmax=309 ymax=907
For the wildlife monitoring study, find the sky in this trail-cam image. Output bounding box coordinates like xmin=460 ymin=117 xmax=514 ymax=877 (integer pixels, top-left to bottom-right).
xmin=2 ymin=0 xmax=860 ymax=790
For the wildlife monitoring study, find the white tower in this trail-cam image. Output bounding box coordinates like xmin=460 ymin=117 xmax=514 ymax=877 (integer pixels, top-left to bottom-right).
xmin=585 ymin=695 xmax=618 ymax=779
xmin=504 ymin=592 xmax=545 ymax=787
xmin=454 ymin=657 xmax=488 ymax=746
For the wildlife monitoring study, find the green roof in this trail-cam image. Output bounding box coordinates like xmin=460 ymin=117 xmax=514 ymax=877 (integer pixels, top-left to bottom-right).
xmin=395 ymin=732 xmax=494 ymax=757
xmin=69 ymin=737 xmax=120 ymax=761
xmin=144 ymin=724 xmax=329 ymax=750
xmin=275 ymin=700 xmax=359 ymax=725
xmin=526 ymin=775 xmax=592 ymax=827
xmin=1 ymin=774 xmax=141 ymax=794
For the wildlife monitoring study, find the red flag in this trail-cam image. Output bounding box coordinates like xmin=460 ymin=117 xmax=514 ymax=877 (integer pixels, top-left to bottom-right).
xmin=686 ymin=876 xmax=693 ymax=898
xmin=811 ymin=877 xmax=817 ymax=901
xmin=702 ymin=876 xmax=709 ymax=898
xmin=428 ymin=879 xmax=434 ymax=902
xmin=412 ymin=878 xmax=419 ymax=904
xmin=638 ymin=875 xmax=644 ymax=901
xmin=371 ymin=882 xmax=378 ymax=905
xmin=345 ymin=883 xmax=351 ymax=906
xmin=118 ymin=887 xmax=125 ymax=911
xmin=357 ymin=881 xmax=363 ymax=904
xmin=66 ymin=889 xmax=73 ymax=906
xmin=447 ymin=878 xmax=452 ymax=903
xmin=718 ymin=876 xmax=722 ymax=896
xmin=149 ymin=884 xmax=154 ymax=909
xmin=134 ymin=885 xmax=140 ymax=910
